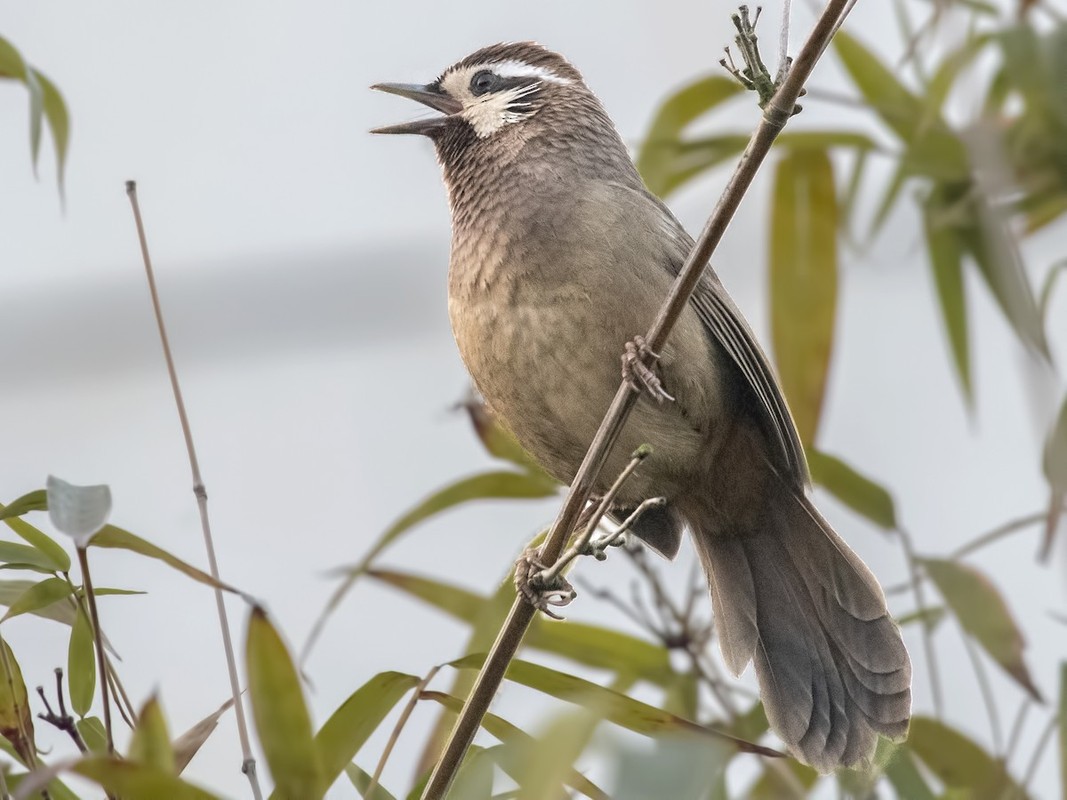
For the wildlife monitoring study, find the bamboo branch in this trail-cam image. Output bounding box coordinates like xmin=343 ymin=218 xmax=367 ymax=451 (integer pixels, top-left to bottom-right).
xmin=418 ymin=3 xmax=860 ymax=797
xmin=125 ymin=182 xmax=263 ymax=800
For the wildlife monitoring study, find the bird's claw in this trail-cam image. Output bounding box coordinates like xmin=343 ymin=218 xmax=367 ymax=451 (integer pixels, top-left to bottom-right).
xmin=622 ymin=336 xmax=675 ymax=403
xmin=514 ymin=547 xmax=576 ymax=620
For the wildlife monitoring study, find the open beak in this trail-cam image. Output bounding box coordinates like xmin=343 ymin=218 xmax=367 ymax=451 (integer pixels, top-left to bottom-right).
xmin=371 ymin=82 xmax=462 ymax=136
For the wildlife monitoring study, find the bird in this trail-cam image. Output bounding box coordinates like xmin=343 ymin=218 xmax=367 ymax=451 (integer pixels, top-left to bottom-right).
xmin=372 ymin=41 xmax=911 ymax=772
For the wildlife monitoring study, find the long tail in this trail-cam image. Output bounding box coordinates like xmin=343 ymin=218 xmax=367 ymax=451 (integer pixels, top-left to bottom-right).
xmin=686 ymin=479 xmax=911 ymax=772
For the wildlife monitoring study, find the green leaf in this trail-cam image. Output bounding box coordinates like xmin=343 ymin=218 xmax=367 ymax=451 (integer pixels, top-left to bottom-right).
xmin=344 ymin=763 xmax=399 ymax=800
xmin=1041 ymin=394 xmax=1067 ymax=559
xmin=1 ymin=510 xmax=71 ymax=572
xmin=923 ymin=187 xmax=973 ymax=401
xmin=884 ymin=747 xmax=937 ymax=800
xmin=769 ymin=148 xmax=838 ymax=445
xmin=907 ymin=716 xmax=1024 ymax=799
xmin=130 ymin=696 xmax=176 ymax=773
xmin=450 ymin=744 xmax=494 ymax=800
xmin=1 ymin=577 xmax=72 ymax=622
xmin=368 ymin=569 xmax=677 ymax=688
xmin=451 ymin=655 xmax=782 ymax=757
xmin=0 ymin=540 xmax=62 ymax=573
xmin=895 ymin=605 xmax=947 ymax=631
xmin=67 ymin=604 xmax=96 ymax=716
xmin=247 ymin=607 xmax=323 ymax=800
xmin=461 ymin=398 xmax=554 ymax=478
xmin=413 ymin=575 xmax=517 ymax=777
xmin=962 ymin=198 xmax=1048 ymax=358
xmin=921 ymin=558 xmax=1042 ymax=700
xmin=807 ymin=449 xmax=897 ymax=529
xmin=833 ymin=31 xmax=967 ymax=179
xmin=305 ymin=471 xmax=557 ymax=663
xmin=0 ymin=491 xmax=47 ymax=520
xmin=91 ymin=525 xmax=236 ymax=593
xmin=32 ymin=68 xmax=70 ymax=197
xmin=613 ymin=734 xmax=733 ymax=800
xmin=507 ymin=706 xmax=603 ymax=800
xmin=0 ymin=579 xmax=74 ymax=626
xmin=173 ymin=698 xmax=234 ymax=774
xmin=637 ymin=75 xmax=744 ymax=197
xmin=74 ymin=757 xmax=223 ymax=800
xmin=78 ymin=716 xmax=108 ymax=753
xmin=420 ymin=690 xmax=608 ymax=800
xmin=309 ymin=671 xmax=420 ymax=797
xmin=0 ymin=638 xmax=35 ymax=765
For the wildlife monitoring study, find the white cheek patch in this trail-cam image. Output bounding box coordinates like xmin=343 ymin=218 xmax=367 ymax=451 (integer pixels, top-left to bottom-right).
xmin=462 ymin=81 xmax=542 ymax=138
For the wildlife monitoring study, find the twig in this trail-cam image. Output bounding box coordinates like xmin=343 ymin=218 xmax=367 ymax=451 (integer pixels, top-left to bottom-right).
xmin=366 ymin=666 xmax=441 ymax=799
xmin=418 ymin=3 xmax=860 ymax=796
xmin=535 ymin=447 xmax=655 ymax=588
xmin=962 ymin=634 xmax=1001 ymax=755
xmin=886 ymin=511 xmax=1046 ymax=596
xmin=36 ymin=669 xmax=87 ymax=754
xmin=1017 ymin=712 xmax=1057 ymax=797
xmin=1003 ymin=698 xmax=1031 ymax=768
xmin=896 ymin=528 xmax=943 ymax=718
xmin=125 ymin=182 xmax=263 ymax=800
xmin=76 ymin=547 xmax=113 ymax=755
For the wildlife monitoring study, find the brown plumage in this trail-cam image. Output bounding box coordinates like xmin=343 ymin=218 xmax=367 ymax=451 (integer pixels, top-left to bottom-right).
xmin=373 ymin=41 xmax=911 ymax=771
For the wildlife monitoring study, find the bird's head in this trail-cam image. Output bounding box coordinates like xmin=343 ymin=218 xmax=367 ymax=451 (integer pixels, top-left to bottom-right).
xmin=371 ymin=42 xmax=584 ymax=141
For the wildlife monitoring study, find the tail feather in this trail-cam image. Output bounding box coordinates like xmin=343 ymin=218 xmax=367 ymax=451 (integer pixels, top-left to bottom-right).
xmin=688 ymin=482 xmax=912 ymax=772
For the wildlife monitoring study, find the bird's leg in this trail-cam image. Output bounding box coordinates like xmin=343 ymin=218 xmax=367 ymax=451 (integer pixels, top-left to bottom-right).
xmin=513 ymin=546 xmax=575 ymax=620
xmin=622 ymin=336 xmax=675 ymax=403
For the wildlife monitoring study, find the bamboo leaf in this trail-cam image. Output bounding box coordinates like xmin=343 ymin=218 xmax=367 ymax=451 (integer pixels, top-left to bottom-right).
xmin=451 ymin=655 xmax=782 ymax=757
xmin=78 ymin=715 xmax=108 ymax=753
xmin=1041 ymin=394 xmax=1067 ymax=558
xmin=1 ymin=577 xmax=72 ymax=622
xmin=74 ymin=757 xmax=223 ymax=800
xmin=0 ymin=638 xmax=35 ymax=765
xmin=67 ymin=604 xmax=96 ymax=716
xmin=921 ymin=558 xmax=1042 ymax=700
xmin=0 ymin=507 xmax=71 ymax=572
xmin=613 ymin=734 xmax=732 ymax=800
xmin=807 ymin=449 xmax=896 ymax=529
xmin=247 ymin=607 xmax=323 ymax=800
xmin=308 ymin=671 xmax=420 ymax=797
xmin=173 ymin=697 xmax=233 ymax=774
xmin=923 ymin=188 xmax=973 ymax=401
xmin=637 ymin=75 xmax=744 ymax=197
xmin=461 ymin=398 xmax=553 ymax=478
xmin=907 ymin=715 xmax=1024 ymax=799
xmin=0 ymin=491 xmax=47 ymax=521
xmin=91 ymin=525 xmax=236 ymax=593
xmin=344 ymin=763 xmax=399 ymax=800
xmin=129 ymin=695 xmax=176 ymax=773
xmin=0 ymin=541 xmax=63 ymax=573
xmin=368 ymin=569 xmax=676 ymax=688
xmin=306 ymin=471 xmax=557 ymax=663
xmin=420 ymin=690 xmax=608 ymax=800
xmin=32 ymin=68 xmax=70 ymax=196
xmin=884 ymin=747 xmax=937 ymax=800
xmin=770 ymin=148 xmax=838 ymax=445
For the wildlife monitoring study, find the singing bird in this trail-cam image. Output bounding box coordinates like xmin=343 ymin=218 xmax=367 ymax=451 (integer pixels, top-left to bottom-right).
xmin=372 ymin=42 xmax=911 ymax=771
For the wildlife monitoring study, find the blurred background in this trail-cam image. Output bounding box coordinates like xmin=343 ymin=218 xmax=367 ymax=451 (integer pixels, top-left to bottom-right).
xmin=2 ymin=0 xmax=1065 ymax=797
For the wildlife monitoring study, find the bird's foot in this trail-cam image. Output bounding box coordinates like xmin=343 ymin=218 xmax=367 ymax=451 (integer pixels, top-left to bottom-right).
xmin=514 ymin=546 xmax=576 ymax=620
xmin=622 ymin=336 xmax=675 ymax=403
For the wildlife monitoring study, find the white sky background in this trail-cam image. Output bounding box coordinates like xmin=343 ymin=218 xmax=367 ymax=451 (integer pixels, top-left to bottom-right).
xmin=2 ymin=1 xmax=1066 ymax=798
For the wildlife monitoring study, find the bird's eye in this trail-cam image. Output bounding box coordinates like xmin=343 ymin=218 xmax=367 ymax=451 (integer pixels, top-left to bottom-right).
xmin=470 ymin=70 xmax=497 ymax=96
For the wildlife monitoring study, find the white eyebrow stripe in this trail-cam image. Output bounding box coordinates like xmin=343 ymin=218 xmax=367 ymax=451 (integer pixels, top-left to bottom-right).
xmin=482 ymin=59 xmax=573 ymax=85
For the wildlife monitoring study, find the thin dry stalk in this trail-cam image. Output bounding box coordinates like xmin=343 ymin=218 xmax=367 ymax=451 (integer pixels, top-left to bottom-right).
xmin=76 ymin=547 xmax=113 ymax=755
xmin=419 ymin=2 xmax=861 ymax=796
xmin=125 ymin=181 xmax=263 ymax=800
